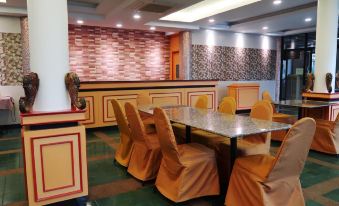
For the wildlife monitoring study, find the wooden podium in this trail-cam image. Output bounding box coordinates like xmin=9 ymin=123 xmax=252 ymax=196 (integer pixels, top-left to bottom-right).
xmin=228 ymin=83 xmax=260 ymax=111
xmin=21 ymin=110 xmax=88 ymax=206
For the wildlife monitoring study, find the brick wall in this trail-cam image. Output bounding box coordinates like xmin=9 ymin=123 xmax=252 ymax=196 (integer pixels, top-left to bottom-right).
xmin=68 ymin=25 xmax=170 ymax=81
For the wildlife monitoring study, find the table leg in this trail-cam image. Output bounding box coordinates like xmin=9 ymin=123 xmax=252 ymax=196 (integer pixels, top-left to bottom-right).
xmin=230 ymin=138 xmax=237 ymax=171
xmin=185 ymin=125 xmax=191 ymax=143
xmin=298 ymin=107 xmax=303 ymax=119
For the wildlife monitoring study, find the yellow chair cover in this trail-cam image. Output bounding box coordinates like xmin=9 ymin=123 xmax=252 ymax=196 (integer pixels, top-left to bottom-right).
xmin=311 ymin=116 xmax=339 ymax=154
xmin=225 ymin=118 xmax=316 ymax=206
xmin=125 ymin=102 xmax=162 ymax=181
xmin=262 ymin=90 xmax=297 ymax=141
xmin=219 ymin=96 xmax=236 ymax=115
xmin=194 ymin=95 xmax=209 ymax=109
xmin=110 ymin=99 xmax=134 ymax=167
xmin=153 ymin=108 xmax=219 ymax=203
xmin=136 ymin=92 xmax=152 ymax=106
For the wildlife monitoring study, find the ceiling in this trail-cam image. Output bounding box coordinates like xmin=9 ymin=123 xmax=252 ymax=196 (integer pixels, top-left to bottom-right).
xmin=0 ymin=0 xmax=331 ymax=36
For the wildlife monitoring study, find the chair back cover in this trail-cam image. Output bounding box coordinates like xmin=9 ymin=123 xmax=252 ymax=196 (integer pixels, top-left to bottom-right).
xmin=219 ymin=96 xmax=236 ymax=115
xmin=137 ymin=92 xmax=152 ymax=106
xmin=111 ymin=99 xmax=131 ymax=137
xmin=262 ymin=90 xmax=274 ymax=102
xmin=268 ymin=118 xmax=316 ymax=181
xmin=154 ymin=108 xmax=183 ymax=173
xmin=125 ymin=102 xmax=149 ymax=146
xmin=195 ymin=95 xmax=208 ymax=109
xmin=250 ymin=100 xmax=273 ymax=121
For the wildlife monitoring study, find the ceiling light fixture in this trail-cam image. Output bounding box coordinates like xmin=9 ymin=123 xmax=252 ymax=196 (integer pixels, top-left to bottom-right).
xmin=0 ymin=0 xmax=6 ymax=3
xmin=150 ymin=26 xmax=156 ymax=30
xmin=76 ymin=20 xmax=84 ymax=24
xmin=116 ymin=23 xmax=123 ymax=28
xmin=262 ymin=26 xmax=268 ymax=30
xmin=305 ymin=17 xmax=312 ymax=22
xmin=273 ymin=0 xmax=282 ymax=5
xmin=209 ymin=19 xmax=215 ymax=23
xmin=160 ymin=0 xmax=261 ymax=22
xmin=133 ymin=13 xmax=141 ymax=19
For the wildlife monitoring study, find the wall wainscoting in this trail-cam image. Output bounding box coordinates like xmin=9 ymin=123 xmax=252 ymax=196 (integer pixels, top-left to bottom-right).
xmin=69 ymin=25 xmax=170 ymax=81
xmin=0 ymin=33 xmax=23 ymax=86
xmin=191 ymin=44 xmax=276 ymax=81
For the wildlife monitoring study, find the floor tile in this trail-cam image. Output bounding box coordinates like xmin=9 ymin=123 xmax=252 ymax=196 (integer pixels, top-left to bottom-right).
xmin=308 ymin=151 xmax=339 ymax=165
xmin=0 ymin=139 xmax=22 ymax=152
xmin=0 ymin=152 xmax=23 ymax=171
xmin=305 ymin=200 xmax=323 ymax=206
xmin=87 ymin=141 xmax=115 ymax=158
xmin=0 ymin=128 xmax=21 ymax=138
xmin=95 ymin=186 xmax=174 ymax=206
xmin=2 ymin=173 xmax=26 ymax=205
xmin=301 ymin=162 xmax=339 ymax=188
xmin=88 ymin=159 xmax=129 ymax=187
xmin=323 ymin=188 xmax=339 ymax=202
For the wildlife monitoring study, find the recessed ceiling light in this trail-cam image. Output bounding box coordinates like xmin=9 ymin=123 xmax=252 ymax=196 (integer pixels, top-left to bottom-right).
xmin=76 ymin=20 xmax=84 ymax=24
xmin=262 ymin=26 xmax=268 ymax=30
xmin=116 ymin=23 xmax=123 ymax=28
xmin=0 ymin=0 xmax=6 ymax=3
xmin=133 ymin=13 xmax=141 ymax=19
xmin=150 ymin=26 xmax=156 ymax=30
xmin=160 ymin=0 xmax=261 ymax=22
xmin=273 ymin=0 xmax=282 ymax=5
xmin=209 ymin=18 xmax=215 ymax=23
xmin=305 ymin=17 xmax=312 ymax=22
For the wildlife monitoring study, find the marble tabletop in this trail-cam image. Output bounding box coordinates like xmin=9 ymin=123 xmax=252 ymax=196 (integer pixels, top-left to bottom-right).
xmin=139 ymin=105 xmax=291 ymax=138
xmin=273 ymin=100 xmax=334 ymax=108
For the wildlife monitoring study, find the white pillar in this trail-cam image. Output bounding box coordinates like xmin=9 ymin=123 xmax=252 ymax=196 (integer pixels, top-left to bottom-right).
xmin=313 ymin=0 xmax=338 ymax=93
xmin=27 ymin=0 xmax=70 ymax=111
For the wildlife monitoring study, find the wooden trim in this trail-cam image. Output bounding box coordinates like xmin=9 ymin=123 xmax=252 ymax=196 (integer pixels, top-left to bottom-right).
xmin=81 ymin=96 xmax=95 ymax=125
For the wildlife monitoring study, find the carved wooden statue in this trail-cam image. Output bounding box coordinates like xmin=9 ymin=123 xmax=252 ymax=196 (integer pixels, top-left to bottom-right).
xmin=19 ymin=72 xmax=39 ymax=113
xmin=65 ymin=72 xmax=86 ymax=110
xmin=305 ymin=73 xmax=314 ymax=92
xmin=326 ymin=73 xmax=333 ymax=93
xmin=335 ymin=72 xmax=339 ymax=89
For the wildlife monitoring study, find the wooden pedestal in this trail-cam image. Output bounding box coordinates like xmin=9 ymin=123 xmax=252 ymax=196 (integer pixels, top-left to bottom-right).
xmin=21 ymin=110 xmax=88 ymax=206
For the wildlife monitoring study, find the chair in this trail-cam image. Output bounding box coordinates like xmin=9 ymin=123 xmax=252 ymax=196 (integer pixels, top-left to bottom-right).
xmin=110 ymin=99 xmax=134 ymax=167
xmin=125 ymin=102 xmax=162 ymax=181
xmin=225 ymin=118 xmax=316 ymax=206
xmin=311 ymin=114 xmax=339 ymax=155
xmin=136 ymin=92 xmax=156 ymax=134
xmin=219 ymin=96 xmax=236 ymax=115
xmin=262 ymin=90 xmax=297 ymax=141
xmin=172 ymin=95 xmax=210 ymax=144
xmin=153 ymin=107 xmax=219 ymax=202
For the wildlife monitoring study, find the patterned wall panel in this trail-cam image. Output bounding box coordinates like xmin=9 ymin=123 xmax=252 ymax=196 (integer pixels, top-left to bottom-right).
xmin=0 ymin=33 xmax=23 ymax=86
xmin=68 ymin=25 xmax=170 ymax=81
xmin=20 ymin=17 xmax=30 ymax=73
xmin=191 ymin=44 xmax=276 ymax=81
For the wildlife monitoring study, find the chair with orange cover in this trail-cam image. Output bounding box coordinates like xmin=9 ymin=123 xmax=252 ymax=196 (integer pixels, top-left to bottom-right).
xmin=311 ymin=114 xmax=339 ymax=155
xmin=111 ymin=99 xmax=134 ymax=167
xmin=153 ymin=107 xmax=219 ymax=203
xmin=172 ymin=95 xmax=209 ymax=144
xmin=136 ymin=92 xmax=156 ymax=134
xmin=219 ymin=96 xmax=236 ymax=115
xmin=125 ymin=102 xmax=162 ymax=181
xmin=262 ymin=90 xmax=296 ymax=141
xmin=225 ymin=118 xmax=316 ymax=206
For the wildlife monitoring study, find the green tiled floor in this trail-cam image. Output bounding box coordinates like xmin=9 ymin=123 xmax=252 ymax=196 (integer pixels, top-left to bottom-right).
xmin=0 ymin=127 xmax=338 ymax=206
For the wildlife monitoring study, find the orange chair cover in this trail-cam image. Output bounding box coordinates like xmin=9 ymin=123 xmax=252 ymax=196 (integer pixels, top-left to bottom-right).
xmin=125 ymin=102 xmax=162 ymax=181
xmin=311 ymin=117 xmax=339 ymax=154
xmin=226 ymin=118 xmax=316 ymax=206
xmin=153 ymin=108 xmax=219 ymax=202
xmin=194 ymin=95 xmax=209 ymax=109
xmin=262 ymin=90 xmax=297 ymax=141
xmin=219 ymin=97 xmax=236 ymax=115
xmin=136 ymin=92 xmax=156 ymax=133
xmin=111 ymin=99 xmax=134 ymax=167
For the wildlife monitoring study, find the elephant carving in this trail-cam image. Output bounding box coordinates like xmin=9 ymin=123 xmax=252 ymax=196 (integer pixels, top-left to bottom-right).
xmin=65 ymin=72 xmax=86 ymax=110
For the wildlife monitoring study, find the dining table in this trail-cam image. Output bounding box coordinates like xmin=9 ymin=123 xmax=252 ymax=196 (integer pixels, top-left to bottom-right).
xmin=139 ymin=105 xmax=291 ymax=170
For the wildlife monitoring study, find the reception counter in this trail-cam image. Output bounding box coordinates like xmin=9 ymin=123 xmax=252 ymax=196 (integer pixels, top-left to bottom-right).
xmin=79 ymin=80 xmax=218 ymax=128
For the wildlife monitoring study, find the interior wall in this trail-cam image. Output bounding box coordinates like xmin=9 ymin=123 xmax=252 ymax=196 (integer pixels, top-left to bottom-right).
xmin=0 ymin=16 xmax=23 ymax=125
xmin=190 ymin=29 xmax=278 ymax=101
